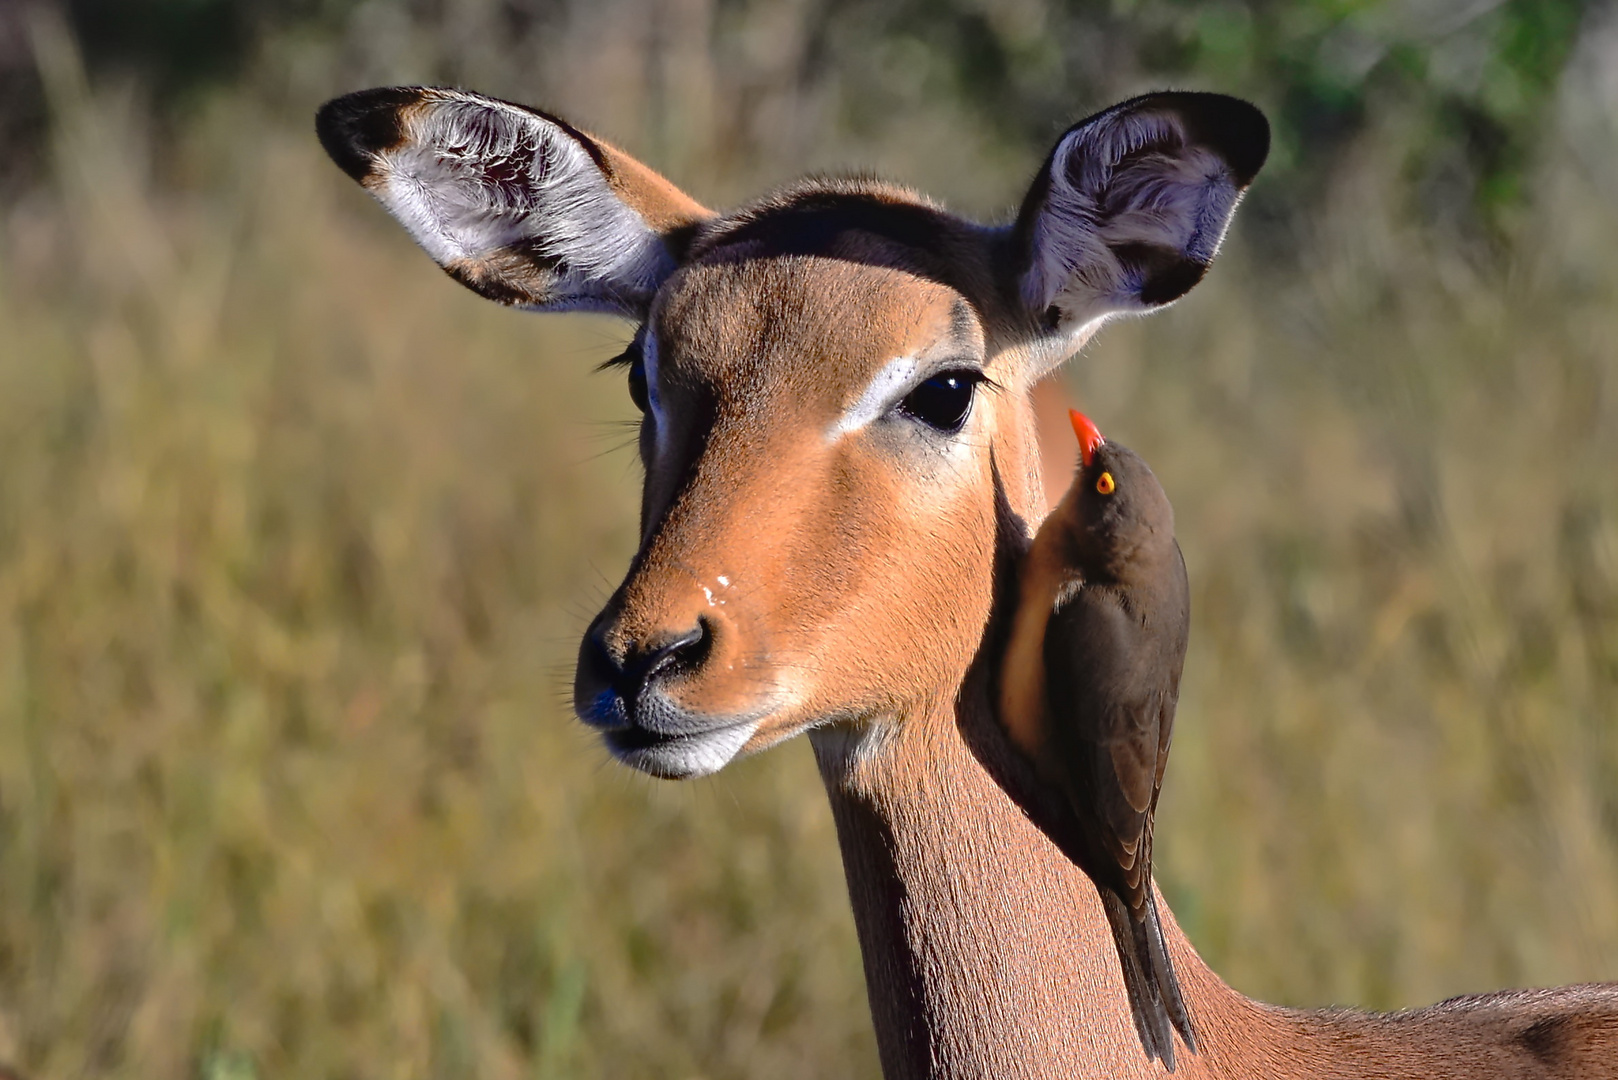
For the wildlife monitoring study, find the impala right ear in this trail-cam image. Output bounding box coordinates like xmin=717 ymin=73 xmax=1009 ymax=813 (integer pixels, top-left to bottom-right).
xmin=1013 ymin=92 xmax=1269 ymax=362
xmin=316 ymin=87 xmax=713 ymax=316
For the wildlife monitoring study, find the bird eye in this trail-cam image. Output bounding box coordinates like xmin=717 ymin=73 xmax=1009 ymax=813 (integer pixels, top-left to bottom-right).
xmin=1096 ymin=472 xmax=1115 ymax=495
xmin=898 ymin=370 xmax=983 ymax=433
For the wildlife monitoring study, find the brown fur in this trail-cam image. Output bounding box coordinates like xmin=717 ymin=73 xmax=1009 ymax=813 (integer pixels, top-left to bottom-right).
xmin=318 ymin=87 xmax=1618 ymax=1079
xmin=608 ymin=224 xmax=1618 ymax=1075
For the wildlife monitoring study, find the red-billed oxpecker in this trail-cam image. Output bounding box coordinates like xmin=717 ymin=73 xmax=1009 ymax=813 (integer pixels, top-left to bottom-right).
xmin=1000 ymin=410 xmax=1193 ymax=1069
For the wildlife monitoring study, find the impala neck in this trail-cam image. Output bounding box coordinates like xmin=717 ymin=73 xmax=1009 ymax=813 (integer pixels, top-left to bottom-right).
xmin=807 ymin=407 xmax=1285 ymax=1080
xmin=800 ymin=409 xmax=1616 ymax=1080
xmin=810 ymin=682 xmax=1289 ymax=1080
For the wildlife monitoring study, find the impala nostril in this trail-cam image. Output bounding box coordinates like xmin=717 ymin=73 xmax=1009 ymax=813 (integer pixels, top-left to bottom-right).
xmin=578 ymin=617 xmax=718 ymax=727
xmin=639 ymin=618 xmax=712 ymax=686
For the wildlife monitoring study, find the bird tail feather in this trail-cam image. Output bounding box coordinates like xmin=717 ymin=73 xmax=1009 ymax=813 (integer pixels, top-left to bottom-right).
xmin=1099 ymin=886 xmax=1196 ymax=1070
xmin=1144 ymin=888 xmax=1197 ymax=1053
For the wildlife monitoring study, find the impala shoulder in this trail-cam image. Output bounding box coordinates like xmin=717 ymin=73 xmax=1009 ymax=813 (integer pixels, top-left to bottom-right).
xmin=1503 ymin=991 xmax=1618 ymax=1074
xmin=1426 ymin=985 xmax=1618 ymax=1076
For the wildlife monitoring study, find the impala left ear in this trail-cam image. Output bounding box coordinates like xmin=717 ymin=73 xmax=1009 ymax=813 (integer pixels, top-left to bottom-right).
xmin=1013 ymin=92 xmax=1269 ymax=359
xmin=316 ymin=87 xmax=713 ymax=316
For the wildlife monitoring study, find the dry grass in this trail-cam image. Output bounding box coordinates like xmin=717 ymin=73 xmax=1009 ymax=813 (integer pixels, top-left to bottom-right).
xmin=0 ymin=23 xmax=1614 ymax=1080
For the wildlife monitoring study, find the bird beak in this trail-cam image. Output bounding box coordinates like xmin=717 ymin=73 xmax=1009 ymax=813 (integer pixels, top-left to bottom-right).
xmin=1069 ymin=410 xmax=1105 ymax=468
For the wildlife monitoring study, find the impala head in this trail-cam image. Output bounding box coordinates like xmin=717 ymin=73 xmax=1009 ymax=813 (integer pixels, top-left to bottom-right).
xmin=317 ymin=87 xmax=1267 ymax=778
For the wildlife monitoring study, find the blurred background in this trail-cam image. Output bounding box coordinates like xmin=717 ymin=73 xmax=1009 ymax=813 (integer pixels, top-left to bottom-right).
xmin=1 ymin=0 xmax=1616 ymax=1076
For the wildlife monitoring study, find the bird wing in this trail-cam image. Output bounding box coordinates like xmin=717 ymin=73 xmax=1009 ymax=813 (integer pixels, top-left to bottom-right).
xmin=1039 ymin=550 xmax=1188 ymax=908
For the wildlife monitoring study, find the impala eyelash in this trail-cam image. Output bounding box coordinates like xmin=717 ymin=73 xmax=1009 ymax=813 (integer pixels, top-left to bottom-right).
xmin=596 ymin=344 xmax=641 ymax=371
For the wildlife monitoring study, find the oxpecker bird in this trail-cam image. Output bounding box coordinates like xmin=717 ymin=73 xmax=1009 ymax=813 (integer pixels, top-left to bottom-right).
xmin=999 ymin=410 xmax=1194 ymax=1069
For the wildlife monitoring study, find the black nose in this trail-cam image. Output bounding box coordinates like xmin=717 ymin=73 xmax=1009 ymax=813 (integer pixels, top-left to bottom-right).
xmin=577 ymin=620 xmax=711 ymax=727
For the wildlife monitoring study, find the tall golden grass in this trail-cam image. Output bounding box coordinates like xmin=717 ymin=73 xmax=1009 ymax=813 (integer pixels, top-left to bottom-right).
xmin=1 ymin=17 xmax=1614 ymax=1080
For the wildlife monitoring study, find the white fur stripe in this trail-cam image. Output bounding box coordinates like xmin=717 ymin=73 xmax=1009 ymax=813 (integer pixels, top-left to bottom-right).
xmin=644 ymin=332 xmax=669 ymax=459
xmin=827 ymin=355 xmax=920 ymax=442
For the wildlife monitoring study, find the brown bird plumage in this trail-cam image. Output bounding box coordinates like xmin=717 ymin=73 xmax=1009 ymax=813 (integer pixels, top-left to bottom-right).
xmin=1000 ymin=410 xmax=1194 ymax=1070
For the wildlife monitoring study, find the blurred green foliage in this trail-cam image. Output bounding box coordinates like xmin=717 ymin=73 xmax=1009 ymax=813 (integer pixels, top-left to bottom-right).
xmin=4 ymin=0 xmax=1597 ymax=228
xmin=0 ymin=1 xmax=1615 ymax=1078
xmin=828 ymin=0 xmax=1590 ymax=224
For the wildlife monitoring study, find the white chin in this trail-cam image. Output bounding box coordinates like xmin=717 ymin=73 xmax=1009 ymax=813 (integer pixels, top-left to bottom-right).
xmin=609 ymin=721 xmax=759 ymax=779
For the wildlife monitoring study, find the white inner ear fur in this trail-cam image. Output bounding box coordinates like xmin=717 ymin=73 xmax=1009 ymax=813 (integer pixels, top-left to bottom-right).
xmin=372 ymin=94 xmax=674 ymax=313
xmin=1021 ymin=108 xmax=1239 ymax=331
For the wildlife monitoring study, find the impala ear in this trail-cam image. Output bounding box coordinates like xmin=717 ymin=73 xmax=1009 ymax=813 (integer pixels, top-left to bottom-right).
xmin=1013 ymin=92 xmax=1268 ymax=356
xmin=316 ymin=87 xmax=713 ymax=315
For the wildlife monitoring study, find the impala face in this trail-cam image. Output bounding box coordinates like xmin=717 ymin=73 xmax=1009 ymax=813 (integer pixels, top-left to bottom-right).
xmin=316 ymin=87 xmax=1268 ymax=778
xmin=579 ymin=252 xmax=1008 ymax=777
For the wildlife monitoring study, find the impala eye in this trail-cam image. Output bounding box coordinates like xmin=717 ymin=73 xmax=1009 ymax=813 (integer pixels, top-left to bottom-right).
xmin=625 ymin=349 xmax=649 ymax=413
xmin=599 ymin=339 xmax=649 ymax=413
xmin=899 ymin=371 xmax=983 ymax=433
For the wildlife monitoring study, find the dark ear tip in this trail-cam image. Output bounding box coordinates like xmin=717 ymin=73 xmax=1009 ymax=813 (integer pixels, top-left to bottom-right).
xmin=315 ymin=87 xmax=426 ymax=183
xmin=1169 ymin=92 xmax=1270 ymax=188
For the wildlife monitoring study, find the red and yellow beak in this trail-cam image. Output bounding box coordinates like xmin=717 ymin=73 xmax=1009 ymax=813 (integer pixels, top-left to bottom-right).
xmin=1069 ymin=410 xmax=1105 ymax=468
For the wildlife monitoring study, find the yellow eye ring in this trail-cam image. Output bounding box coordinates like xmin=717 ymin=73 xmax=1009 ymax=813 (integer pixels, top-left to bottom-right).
xmin=1095 ymin=472 xmax=1115 ymax=495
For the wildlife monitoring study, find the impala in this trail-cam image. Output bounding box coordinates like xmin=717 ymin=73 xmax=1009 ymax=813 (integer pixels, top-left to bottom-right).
xmin=317 ymin=86 xmax=1618 ymax=1078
